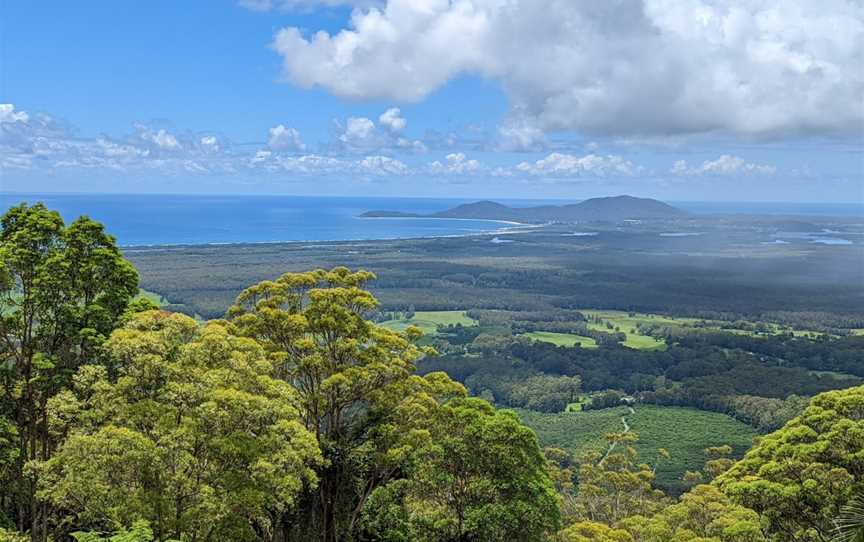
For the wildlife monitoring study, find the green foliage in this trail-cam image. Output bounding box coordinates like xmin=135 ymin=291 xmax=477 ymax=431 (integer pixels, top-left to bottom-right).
xmin=833 ymin=490 xmax=864 ymax=542
xmin=227 ymin=268 xmax=457 ymax=540
xmin=522 ymin=331 xmax=598 ymax=348
xmin=0 ymin=529 xmax=28 ymax=542
xmin=508 ymin=374 xmax=582 ymax=412
xmin=617 ymin=484 xmax=766 ymax=542
xmin=560 ymin=521 xmax=634 ymax=542
xmin=571 ymin=434 xmax=670 ymax=525
xmin=361 ymin=398 xmax=560 ymax=542
xmin=36 ymin=311 xmax=322 ymax=541
xmin=717 ymin=385 xmax=864 ymax=542
xmin=71 ymin=521 xmax=171 ymax=542
xmin=0 ymin=203 xmax=139 ymax=538
xmin=517 ymin=406 xmax=757 ymax=493
xmin=380 ymin=310 xmax=477 ymax=335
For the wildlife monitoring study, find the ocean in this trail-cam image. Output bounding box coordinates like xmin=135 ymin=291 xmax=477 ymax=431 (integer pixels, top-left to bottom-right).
xmin=0 ymin=194 xmax=531 ymax=246
xmin=1 ymin=193 xmax=861 ymax=247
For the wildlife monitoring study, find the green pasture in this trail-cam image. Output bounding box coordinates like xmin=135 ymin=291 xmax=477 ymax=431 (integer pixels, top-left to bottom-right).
xmin=522 ymin=331 xmax=598 ymax=348
xmin=380 ymin=310 xmax=478 ymax=335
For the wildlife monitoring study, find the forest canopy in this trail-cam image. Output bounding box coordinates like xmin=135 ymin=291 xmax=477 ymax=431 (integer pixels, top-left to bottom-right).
xmin=1 ymin=205 xmax=862 ymax=542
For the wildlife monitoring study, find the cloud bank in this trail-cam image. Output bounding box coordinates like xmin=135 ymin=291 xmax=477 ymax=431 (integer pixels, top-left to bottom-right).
xmin=272 ymin=0 xmax=863 ymax=139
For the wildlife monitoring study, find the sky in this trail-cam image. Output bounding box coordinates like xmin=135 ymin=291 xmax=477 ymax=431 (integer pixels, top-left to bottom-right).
xmin=0 ymin=0 xmax=862 ymax=202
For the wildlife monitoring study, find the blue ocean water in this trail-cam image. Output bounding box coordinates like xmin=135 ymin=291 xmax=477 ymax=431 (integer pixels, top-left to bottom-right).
xmin=0 ymin=193 xmax=530 ymax=246
xmin=1 ymin=193 xmax=860 ymax=247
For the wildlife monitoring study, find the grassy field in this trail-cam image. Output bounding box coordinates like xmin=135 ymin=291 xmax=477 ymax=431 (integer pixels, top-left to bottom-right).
xmin=516 ymin=405 xmax=757 ymax=493
xmin=380 ymin=310 xmax=477 ymax=335
xmin=582 ymin=310 xmax=668 ymax=350
xmin=580 ymin=309 xmax=828 ymax=348
xmin=522 ymin=331 xmax=598 ymax=348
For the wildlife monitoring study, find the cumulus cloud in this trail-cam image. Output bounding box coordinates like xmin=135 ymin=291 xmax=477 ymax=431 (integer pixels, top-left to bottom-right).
xmin=272 ymin=0 xmax=864 ymax=139
xmin=378 ymin=107 xmax=407 ymax=133
xmin=429 ymin=153 xmax=482 ymax=175
xmin=336 ymin=109 xmax=425 ymax=152
xmin=199 ymin=135 xmax=220 ymax=153
xmin=0 ymin=104 xmax=29 ymax=124
xmin=356 ymin=155 xmax=409 ymax=175
xmin=338 ymin=117 xmax=381 ymax=150
xmin=516 ymin=153 xmax=640 ymax=177
xmin=496 ymin=121 xmax=547 ymax=152
xmin=135 ymin=125 xmax=182 ymax=151
xmin=672 ymin=155 xmax=777 ymax=176
xmin=268 ymin=124 xmax=306 ymax=151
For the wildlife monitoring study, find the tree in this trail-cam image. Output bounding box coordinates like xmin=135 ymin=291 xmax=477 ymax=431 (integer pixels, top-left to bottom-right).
xmin=35 ymin=312 xmax=322 ymax=542
xmin=0 ymin=203 xmax=139 ymax=541
xmin=717 ymin=385 xmax=864 ymax=542
xmin=559 ymin=521 xmax=633 ymax=542
xmin=618 ymin=484 xmax=766 ymax=542
xmin=833 ymin=491 xmax=864 ymax=542
xmin=571 ymin=433 xmax=669 ymax=525
xmin=360 ymin=398 xmax=560 ymax=542
xmin=226 ymin=268 xmax=465 ymax=541
xmin=508 ymin=375 xmax=582 ymax=413
xmin=703 ymin=445 xmax=735 ymax=480
xmin=70 ymin=521 xmax=167 ymax=542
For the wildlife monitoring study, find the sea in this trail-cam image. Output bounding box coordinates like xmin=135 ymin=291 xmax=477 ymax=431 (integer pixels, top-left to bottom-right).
xmin=1 ymin=193 xmax=861 ymax=247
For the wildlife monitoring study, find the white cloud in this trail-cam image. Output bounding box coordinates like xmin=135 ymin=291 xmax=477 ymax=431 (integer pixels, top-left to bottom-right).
xmin=338 ymin=117 xmax=380 ymax=149
xmin=516 ymin=153 xmax=639 ymax=177
xmin=496 ymin=121 xmax=547 ymax=152
xmin=672 ymin=154 xmax=777 ymax=176
xmin=200 ymin=135 xmax=220 ymax=153
xmin=0 ymin=104 xmax=29 ymax=124
xmin=429 ymin=153 xmax=481 ymax=175
xmin=378 ymin=107 xmax=407 ymax=133
xmin=356 ymin=155 xmax=409 ymax=175
xmin=272 ymin=0 xmax=864 ymax=139
xmin=336 ymin=110 xmax=425 ymax=152
xmin=136 ymin=126 xmax=181 ymax=151
xmin=268 ymin=124 xmax=306 ymax=151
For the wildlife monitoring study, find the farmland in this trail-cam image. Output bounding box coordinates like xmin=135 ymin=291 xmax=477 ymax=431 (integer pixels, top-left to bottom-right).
xmin=380 ymin=310 xmax=478 ymax=334
xmin=522 ymin=331 xmax=598 ymax=348
xmin=516 ymin=405 xmax=758 ymax=493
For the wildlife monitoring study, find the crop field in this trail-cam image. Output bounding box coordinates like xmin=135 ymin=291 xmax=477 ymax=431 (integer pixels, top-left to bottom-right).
xmin=515 ymin=407 xmax=626 ymax=458
xmin=380 ymin=310 xmax=478 ymax=334
xmin=522 ymin=331 xmax=598 ymax=348
xmin=517 ymin=405 xmax=757 ymax=493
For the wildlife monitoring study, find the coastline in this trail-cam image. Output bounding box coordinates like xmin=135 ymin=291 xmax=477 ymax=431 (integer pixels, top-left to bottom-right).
xmin=119 ymin=221 xmax=545 ymax=251
xmin=357 ymin=215 xmax=530 ymax=226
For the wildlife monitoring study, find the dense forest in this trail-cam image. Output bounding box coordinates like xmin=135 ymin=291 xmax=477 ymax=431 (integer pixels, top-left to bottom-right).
xmin=1 ymin=204 xmax=863 ymax=542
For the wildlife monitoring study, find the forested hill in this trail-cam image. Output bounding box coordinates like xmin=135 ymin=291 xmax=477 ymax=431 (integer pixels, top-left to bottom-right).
xmin=361 ymin=195 xmax=687 ymax=223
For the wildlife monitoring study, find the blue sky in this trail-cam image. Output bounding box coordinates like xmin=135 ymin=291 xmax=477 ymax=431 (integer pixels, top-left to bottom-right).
xmin=0 ymin=0 xmax=862 ymax=202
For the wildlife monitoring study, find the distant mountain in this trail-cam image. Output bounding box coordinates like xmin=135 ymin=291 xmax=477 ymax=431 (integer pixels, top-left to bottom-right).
xmin=361 ymin=195 xmax=686 ymax=223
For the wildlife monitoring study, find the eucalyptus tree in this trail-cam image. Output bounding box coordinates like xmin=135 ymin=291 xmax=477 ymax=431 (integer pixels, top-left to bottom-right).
xmin=0 ymin=203 xmax=138 ymax=540
xmin=717 ymin=385 xmax=864 ymax=542
xmin=227 ymin=268 xmax=450 ymax=540
xmin=37 ymin=312 xmax=322 ymax=542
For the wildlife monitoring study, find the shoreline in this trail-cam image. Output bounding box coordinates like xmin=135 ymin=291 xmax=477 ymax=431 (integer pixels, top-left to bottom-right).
xmin=119 ymin=222 xmax=545 ymax=251
xmin=357 ymin=215 xmax=530 ymax=226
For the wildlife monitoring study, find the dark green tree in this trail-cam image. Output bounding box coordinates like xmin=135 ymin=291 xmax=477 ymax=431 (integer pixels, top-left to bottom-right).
xmin=361 ymin=397 xmax=560 ymax=542
xmin=0 ymin=203 xmax=138 ymax=540
xmin=717 ymin=385 xmax=864 ymax=542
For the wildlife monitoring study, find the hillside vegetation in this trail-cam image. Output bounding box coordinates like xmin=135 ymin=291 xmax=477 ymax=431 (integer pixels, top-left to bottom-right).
xmin=518 ymin=405 xmax=758 ymax=492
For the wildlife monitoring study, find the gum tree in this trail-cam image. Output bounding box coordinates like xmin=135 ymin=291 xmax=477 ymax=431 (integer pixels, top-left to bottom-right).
xmin=0 ymin=203 xmax=138 ymax=540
